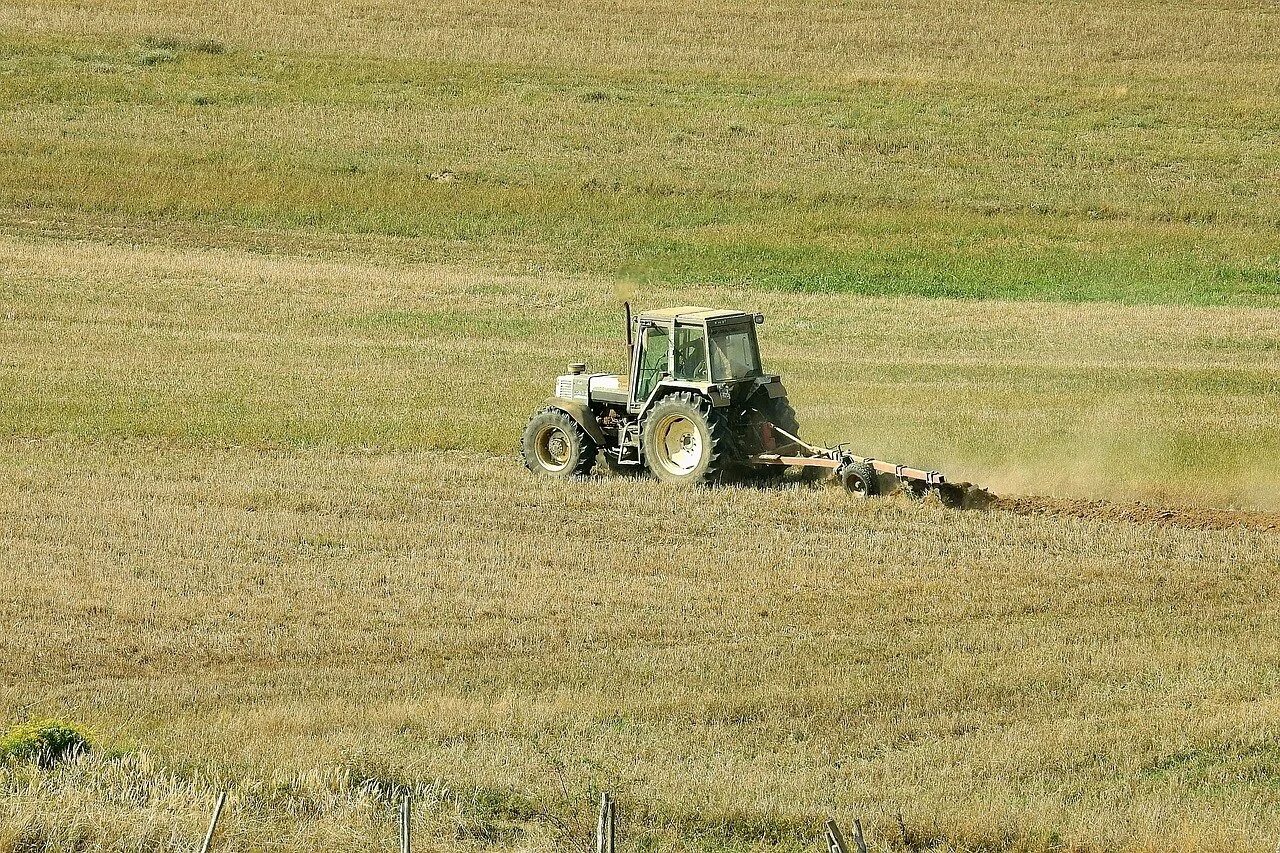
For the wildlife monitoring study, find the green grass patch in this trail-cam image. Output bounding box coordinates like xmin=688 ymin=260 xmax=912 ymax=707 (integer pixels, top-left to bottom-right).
xmin=1 ymin=33 xmax=1277 ymax=304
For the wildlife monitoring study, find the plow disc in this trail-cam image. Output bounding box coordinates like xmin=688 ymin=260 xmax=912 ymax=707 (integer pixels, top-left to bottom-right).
xmin=752 ymin=427 xmax=995 ymax=509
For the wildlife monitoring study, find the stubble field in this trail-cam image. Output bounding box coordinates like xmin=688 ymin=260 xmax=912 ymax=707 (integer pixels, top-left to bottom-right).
xmin=3 ymin=228 xmax=1280 ymax=852
xmin=2 ymin=0 xmax=1280 ymax=851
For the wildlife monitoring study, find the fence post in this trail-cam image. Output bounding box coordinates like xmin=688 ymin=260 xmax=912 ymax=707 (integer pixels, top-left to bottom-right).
xmin=400 ymin=795 xmax=412 ymax=853
xmin=198 ymin=791 xmax=227 ymax=853
xmin=607 ymin=794 xmax=616 ymax=853
xmin=851 ymin=819 xmax=868 ymax=853
xmin=597 ymin=793 xmax=614 ymax=853
xmin=825 ymin=820 xmax=848 ymax=853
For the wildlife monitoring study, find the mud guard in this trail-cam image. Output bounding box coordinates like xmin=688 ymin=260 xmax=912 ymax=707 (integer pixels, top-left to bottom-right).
xmin=542 ymin=398 xmax=608 ymax=446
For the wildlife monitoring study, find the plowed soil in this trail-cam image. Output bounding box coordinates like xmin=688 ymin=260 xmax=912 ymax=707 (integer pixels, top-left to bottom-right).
xmin=995 ymin=495 xmax=1280 ymax=533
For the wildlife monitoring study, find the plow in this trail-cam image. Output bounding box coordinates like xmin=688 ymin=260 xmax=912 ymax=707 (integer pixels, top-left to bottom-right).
xmin=748 ymin=426 xmax=992 ymax=509
xmin=521 ymin=304 xmax=993 ymax=509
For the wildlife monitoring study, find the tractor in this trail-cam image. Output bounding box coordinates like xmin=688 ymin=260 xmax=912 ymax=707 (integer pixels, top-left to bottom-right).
xmin=520 ymin=305 xmax=986 ymax=505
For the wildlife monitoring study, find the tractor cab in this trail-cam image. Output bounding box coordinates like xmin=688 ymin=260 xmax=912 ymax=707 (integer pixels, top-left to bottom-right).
xmin=629 ymin=307 xmax=766 ymax=412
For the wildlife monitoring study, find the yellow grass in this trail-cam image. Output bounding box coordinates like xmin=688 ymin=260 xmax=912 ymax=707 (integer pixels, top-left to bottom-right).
xmin=9 ymin=0 xmax=1279 ymax=86
xmin=2 ymin=224 xmax=1280 ymax=850
xmin=3 ymin=0 xmax=1280 ymax=849
xmin=2 ymin=0 xmax=1278 ymax=301
xmin=3 ymin=439 xmax=1280 ymax=852
xmin=2 ymin=225 xmax=1277 ymax=508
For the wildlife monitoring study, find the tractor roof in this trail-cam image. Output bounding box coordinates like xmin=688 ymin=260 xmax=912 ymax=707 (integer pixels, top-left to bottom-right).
xmin=637 ymin=306 xmax=754 ymax=324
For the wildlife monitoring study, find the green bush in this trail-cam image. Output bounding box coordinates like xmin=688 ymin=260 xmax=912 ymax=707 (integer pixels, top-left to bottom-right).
xmin=0 ymin=719 xmax=92 ymax=767
xmin=138 ymin=48 xmax=178 ymax=66
xmin=139 ymin=34 xmax=226 ymax=55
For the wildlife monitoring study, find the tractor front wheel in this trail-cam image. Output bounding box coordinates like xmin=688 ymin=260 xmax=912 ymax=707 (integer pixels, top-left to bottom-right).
xmin=521 ymin=409 xmax=597 ymax=478
xmin=641 ymin=392 xmax=729 ymax=486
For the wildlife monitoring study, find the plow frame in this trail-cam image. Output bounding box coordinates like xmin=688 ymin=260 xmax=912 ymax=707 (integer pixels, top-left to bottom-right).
xmin=749 ymin=427 xmax=949 ymax=489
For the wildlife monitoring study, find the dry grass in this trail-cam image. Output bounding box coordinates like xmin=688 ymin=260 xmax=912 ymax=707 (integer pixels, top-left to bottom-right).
xmin=2 ymin=224 xmax=1279 ymax=848
xmin=3 ymin=1 xmax=1280 ymax=849
xmin=3 ymin=438 xmax=1280 ymax=852
xmin=8 ymin=0 xmax=1278 ymax=85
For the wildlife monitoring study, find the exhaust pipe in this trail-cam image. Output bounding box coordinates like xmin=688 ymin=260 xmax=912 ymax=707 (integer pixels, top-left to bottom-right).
xmin=624 ymin=301 xmax=633 ymax=364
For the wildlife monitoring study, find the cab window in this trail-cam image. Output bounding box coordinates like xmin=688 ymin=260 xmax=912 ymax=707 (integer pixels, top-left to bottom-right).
xmin=634 ymin=325 xmax=669 ymax=401
xmin=673 ymin=326 xmax=708 ymax=381
xmin=709 ymin=324 xmax=762 ymax=380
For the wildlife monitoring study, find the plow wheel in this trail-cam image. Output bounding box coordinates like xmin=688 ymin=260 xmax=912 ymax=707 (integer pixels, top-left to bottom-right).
xmin=641 ymin=392 xmax=729 ymax=485
xmin=837 ymin=461 xmax=879 ymax=498
xmin=521 ymin=409 xmax=597 ymax=478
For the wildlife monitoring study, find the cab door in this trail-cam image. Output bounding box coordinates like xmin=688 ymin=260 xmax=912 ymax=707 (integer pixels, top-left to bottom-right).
xmin=630 ymin=322 xmax=671 ymax=411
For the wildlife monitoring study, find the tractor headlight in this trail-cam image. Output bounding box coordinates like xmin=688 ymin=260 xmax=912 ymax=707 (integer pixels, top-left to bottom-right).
xmin=717 ymin=384 xmax=732 ymax=400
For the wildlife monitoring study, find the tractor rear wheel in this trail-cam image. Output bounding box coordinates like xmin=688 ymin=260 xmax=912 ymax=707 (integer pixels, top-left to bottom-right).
xmin=757 ymin=394 xmax=801 ymax=445
xmin=641 ymin=392 xmax=729 ymax=486
xmin=521 ymin=409 xmax=597 ymax=478
xmin=742 ymin=389 xmax=802 ymax=481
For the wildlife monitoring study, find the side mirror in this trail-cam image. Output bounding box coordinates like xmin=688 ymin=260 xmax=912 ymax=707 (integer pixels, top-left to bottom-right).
xmin=754 ymin=313 xmax=765 ymax=325
xmin=569 ymin=362 xmax=587 ymax=375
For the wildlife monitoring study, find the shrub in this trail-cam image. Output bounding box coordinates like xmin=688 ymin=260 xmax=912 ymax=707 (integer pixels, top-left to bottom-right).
xmin=191 ymin=38 xmax=226 ymax=55
xmin=0 ymin=719 xmax=92 ymax=767
xmin=139 ymin=49 xmax=178 ymax=66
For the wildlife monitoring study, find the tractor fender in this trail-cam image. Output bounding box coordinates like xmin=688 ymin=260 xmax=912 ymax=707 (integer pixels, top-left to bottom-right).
xmin=763 ymin=379 xmax=787 ymax=398
xmin=542 ymin=398 xmax=608 ymax=446
xmin=642 ymin=381 xmax=723 ymax=412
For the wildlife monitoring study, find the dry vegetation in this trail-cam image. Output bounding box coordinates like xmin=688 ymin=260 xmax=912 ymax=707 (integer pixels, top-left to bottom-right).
xmin=3 ymin=230 xmax=1277 ymax=508
xmin=4 ymin=441 xmax=1280 ymax=852
xmin=1 ymin=0 xmax=1278 ymax=301
xmin=2 ymin=228 xmax=1279 ymax=851
xmin=2 ymin=0 xmax=1280 ymax=850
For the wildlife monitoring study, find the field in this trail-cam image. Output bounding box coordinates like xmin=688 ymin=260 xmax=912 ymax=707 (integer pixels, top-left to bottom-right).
xmin=3 ymin=0 xmax=1279 ymax=303
xmin=2 ymin=1 xmax=1280 ymax=851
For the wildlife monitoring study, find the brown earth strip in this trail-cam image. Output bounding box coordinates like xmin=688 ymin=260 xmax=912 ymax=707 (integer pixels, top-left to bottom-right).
xmin=994 ymin=495 xmax=1280 ymax=533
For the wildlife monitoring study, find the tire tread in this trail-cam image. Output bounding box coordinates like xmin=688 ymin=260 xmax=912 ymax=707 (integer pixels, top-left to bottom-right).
xmin=521 ymin=408 xmax=597 ymax=478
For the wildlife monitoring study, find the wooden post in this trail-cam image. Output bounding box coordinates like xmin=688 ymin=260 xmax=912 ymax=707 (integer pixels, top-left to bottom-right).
xmin=198 ymin=791 xmax=227 ymax=853
xmin=851 ymin=820 xmax=868 ymax=853
xmin=400 ymin=795 xmax=412 ymax=853
xmin=607 ymin=794 xmax=616 ymax=853
xmin=597 ymin=793 xmax=613 ymax=853
xmin=825 ymin=820 xmax=848 ymax=853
